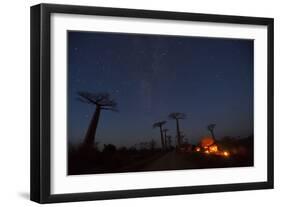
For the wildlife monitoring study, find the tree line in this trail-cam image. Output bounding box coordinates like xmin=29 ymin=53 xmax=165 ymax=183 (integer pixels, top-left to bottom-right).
xmin=76 ymin=91 xmax=217 ymax=151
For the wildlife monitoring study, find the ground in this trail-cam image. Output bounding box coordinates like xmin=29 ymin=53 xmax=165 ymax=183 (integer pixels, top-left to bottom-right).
xmin=68 ymin=147 xmax=253 ymax=175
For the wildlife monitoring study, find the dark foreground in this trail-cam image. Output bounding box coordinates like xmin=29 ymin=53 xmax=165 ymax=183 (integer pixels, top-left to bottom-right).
xmin=68 ymin=144 xmax=253 ymax=175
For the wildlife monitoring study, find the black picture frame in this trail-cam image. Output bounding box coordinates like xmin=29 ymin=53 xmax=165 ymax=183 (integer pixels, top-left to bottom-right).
xmin=30 ymin=3 xmax=274 ymax=203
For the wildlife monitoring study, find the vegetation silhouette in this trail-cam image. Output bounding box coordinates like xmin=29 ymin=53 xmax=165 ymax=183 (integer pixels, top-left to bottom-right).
xmin=207 ymin=124 xmax=216 ymax=141
xmin=152 ymin=121 xmax=167 ymax=150
xmin=68 ymin=99 xmax=253 ymax=175
xmin=168 ymin=112 xmax=186 ymax=147
xmin=162 ymin=128 xmax=169 ymax=150
xmin=166 ymin=135 xmax=172 ymax=149
xmin=103 ymin=144 xmax=117 ymax=153
xmin=77 ymin=91 xmax=117 ymax=148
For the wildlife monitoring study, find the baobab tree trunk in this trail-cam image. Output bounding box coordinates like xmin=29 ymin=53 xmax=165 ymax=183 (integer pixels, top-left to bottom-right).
xmin=176 ymin=119 xmax=181 ymax=147
xmin=160 ymin=126 xmax=164 ymax=150
xmin=168 ymin=137 xmax=171 ymax=149
xmin=83 ymin=105 xmax=101 ymax=147
xmin=210 ymin=130 xmax=216 ymax=142
xmin=163 ymin=130 xmax=167 ymax=150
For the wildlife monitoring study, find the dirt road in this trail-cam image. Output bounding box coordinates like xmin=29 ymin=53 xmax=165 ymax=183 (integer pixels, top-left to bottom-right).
xmin=142 ymin=150 xmax=196 ymax=171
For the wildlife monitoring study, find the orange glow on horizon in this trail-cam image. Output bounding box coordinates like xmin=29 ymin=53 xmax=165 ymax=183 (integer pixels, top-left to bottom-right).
xmin=209 ymin=145 xmax=218 ymax=153
xmin=196 ymin=137 xmax=231 ymax=157
xmin=200 ymin=136 xmax=215 ymax=148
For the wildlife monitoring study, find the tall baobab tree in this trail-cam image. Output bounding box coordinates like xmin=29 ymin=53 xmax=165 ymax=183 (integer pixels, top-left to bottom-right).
xmin=207 ymin=124 xmax=216 ymax=141
xmin=180 ymin=131 xmax=188 ymax=144
xmin=162 ymin=128 xmax=169 ymax=149
xmin=153 ymin=121 xmax=166 ymax=150
xmin=166 ymin=135 xmax=172 ymax=149
xmin=77 ymin=91 xmax=117 ymax=148
xmin=169 ymin=112 xmax=186 ymax=147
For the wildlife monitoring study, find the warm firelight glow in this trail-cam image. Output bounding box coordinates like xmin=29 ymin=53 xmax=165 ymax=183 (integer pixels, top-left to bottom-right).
xmin=209 ymin=145 xmax=218 ymax=153
xmin=200 ymin=136 xmax=215 ymax=148
xmin=195 ymin=147 xmax=201 ymax=152
xmin=196 ymin=137 xmax=231 ymax=157
xmin=223 ymin=151 xmax=230 ymax=157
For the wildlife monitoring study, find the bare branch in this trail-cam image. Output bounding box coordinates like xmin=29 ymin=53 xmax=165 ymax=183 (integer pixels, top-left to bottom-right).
xmin=77 ymin=91 xmax=118 ymax=111
xmin=100 ymin=106 xmax=119 ymax=112
xmin=168 ymin=112 xmax=186 ymax=120
xmin=153 ymin=121 xmax=166 ymax=128
xmin=207 ymin=124 xmax=216 ymax=131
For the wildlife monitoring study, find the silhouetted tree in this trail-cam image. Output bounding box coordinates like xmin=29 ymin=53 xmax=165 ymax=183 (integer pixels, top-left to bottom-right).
xmin=180 ymin=131 xmax=188 ymax=144
xmin=207 ymin=124 xmax=216 ymax=141
xmin=77 ymin=91 xmax=117 ymax=148
xmin=169 ymin=112 xmax=186 ymax=147
xmin=103 ymin=144 xmax=117 ymax=153
xmin=162 ymin=128 xmax=169 ymax=149
xmin=153 ymin=121 xmax=166 ymax=150
xmin=166 ymin=135 xmax=172 ymax=149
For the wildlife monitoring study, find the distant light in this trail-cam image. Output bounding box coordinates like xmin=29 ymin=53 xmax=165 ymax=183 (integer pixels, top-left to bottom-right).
xmin=209 ymin=145 xmax=218 ymax=153
xmin=223 ymin=151 xmax=230 ymax=157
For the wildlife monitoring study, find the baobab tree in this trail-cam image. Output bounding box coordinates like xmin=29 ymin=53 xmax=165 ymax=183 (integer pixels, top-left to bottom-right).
xmin=169 ymin=112 xmax=186 ymax=147
xmin=162 ymin=128 xmax=169 ymax=149
xmin=207 ymin=124 xmax=216 ymax=141
xmin=166 ymin=135 xmax=172 ymax=149
xmin=153 ymin=121 xmax=166 ymax=150
xmin=180 ymin=131 xmax=188 ymax=144
xmin=77 ymin=91 xmax=117 ymax=148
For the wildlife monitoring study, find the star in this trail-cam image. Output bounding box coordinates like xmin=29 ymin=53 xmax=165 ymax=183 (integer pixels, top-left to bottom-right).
xmin=215 ymin=72 xmax=223 ymax=80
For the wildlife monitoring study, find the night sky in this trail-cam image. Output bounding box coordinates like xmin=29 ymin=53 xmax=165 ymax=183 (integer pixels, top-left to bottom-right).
xmin=67 ymin=31 xmax=253 ymax=148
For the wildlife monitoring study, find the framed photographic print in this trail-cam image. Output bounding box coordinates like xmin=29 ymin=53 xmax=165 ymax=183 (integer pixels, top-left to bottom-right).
xmin=30 ymin=3 xmax=274 ymax=203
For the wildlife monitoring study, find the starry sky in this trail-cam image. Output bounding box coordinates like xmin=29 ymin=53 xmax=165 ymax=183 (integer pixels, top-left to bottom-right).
xmin=67 ymin=31 xmax=253 ymax=147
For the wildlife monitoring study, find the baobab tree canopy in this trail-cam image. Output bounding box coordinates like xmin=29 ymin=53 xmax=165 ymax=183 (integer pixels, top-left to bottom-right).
xmin=169 ymin=112 xmax=186 ymax=120
xmin=77 ymin=91 xmax=117 ymax=111
xmin=77 ymin=91 xmax=118 ymax=147
xmin=153 ymin=121 xmax=167 ymax=129
xmin=207 ymin=124 xmax=216 ymax=132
